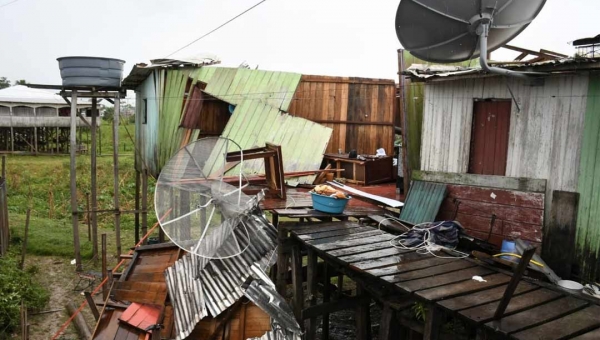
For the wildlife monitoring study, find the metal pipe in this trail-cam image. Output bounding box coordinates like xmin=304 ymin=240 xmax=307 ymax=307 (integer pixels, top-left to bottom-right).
xmin=479 ymin=23 xmax=545 ymax=79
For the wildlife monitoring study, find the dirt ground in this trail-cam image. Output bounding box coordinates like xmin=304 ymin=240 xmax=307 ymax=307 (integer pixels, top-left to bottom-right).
xmin=20 ymin=255 xmax=101 ymax=340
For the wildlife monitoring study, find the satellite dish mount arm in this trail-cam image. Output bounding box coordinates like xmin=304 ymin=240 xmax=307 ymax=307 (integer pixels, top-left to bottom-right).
xmin=477 ymin=22 xmax=542 ymax=80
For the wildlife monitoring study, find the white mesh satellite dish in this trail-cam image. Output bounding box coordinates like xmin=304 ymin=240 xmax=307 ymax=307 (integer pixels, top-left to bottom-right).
xmin=155 ymin=137 xmax=259 ymax=259
xmin=395 ymin=0 xmax=546 ymax=78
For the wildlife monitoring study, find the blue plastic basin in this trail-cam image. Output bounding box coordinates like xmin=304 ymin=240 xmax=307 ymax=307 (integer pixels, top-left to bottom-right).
xmin=311 ymin=192 xmax=350 ymax=214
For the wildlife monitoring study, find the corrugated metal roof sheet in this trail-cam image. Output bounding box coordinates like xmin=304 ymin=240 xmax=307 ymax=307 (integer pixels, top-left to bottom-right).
xmin=192 ymin=68 xmax=332 ymax=185
xmin=405 ymin=57 xmax=600 ymax=80
xmin=0 ymin=85 xmax=91 ymax=106
xmin=165 ymin=213 xmax=279 ymax=340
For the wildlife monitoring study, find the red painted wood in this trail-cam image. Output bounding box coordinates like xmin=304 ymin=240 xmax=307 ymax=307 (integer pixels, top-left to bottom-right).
xmin=445 ymin=184 xmax=544 ymax=209
xmin=468 ymin=101 xmax=511 ymax=176
xmin=436 ymin=182 xmax=544 ymax=247
xmin=439 ymin=199 xmax=543 ymax=225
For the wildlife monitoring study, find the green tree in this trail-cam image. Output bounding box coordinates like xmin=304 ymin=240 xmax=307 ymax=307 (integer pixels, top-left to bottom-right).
xmin=14 ymin=79 xmax=27 ymax=86
xmin=103 ymin=106 xmax=114 ymax=121
xmin=0 ymin=77 xmax=10 ymax=89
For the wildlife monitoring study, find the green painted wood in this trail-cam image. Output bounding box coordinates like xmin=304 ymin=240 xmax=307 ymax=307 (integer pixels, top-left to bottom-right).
xmin=399 ymin=180 xmax=448 ymax=225
xmin=576 ymin=74 xmax=600 ymax=280
xmin=413 ymin=170 xmax=547 ymax=193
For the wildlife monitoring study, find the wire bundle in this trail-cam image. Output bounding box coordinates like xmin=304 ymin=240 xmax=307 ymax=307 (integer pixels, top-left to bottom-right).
xmin=377 ymin=217 xmax=469 ymax=259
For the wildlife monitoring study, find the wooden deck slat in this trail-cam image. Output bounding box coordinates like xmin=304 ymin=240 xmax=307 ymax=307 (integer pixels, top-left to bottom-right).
xmin=339 ymin=246 xmax=413 ymax=264
xmin=571 ymin=327 xmax=600 ymax=339
xmin=365 ymin=257 xmax=455 ymax=277
xmin=459 ymin=289 xmax=562 ymax=324
xmin=438 ymin=282 xmax=538 ymax=311
xmin=327 ymin=240 xmax=395 ymax=257
xmin=297 ymin=226 xmax=375 ymax=240
xmin=487 ymin=297 xmax=588 ymax=335
xmin=397 ymin=266 xmax=493 ymax=292
xmin=417 ymin=273 xmax=511 ymax=301
xmin=306 ymin=230 xmax=384 ymax=246
xmin=292 ymin=222 xmax=360 ymax=234
xmin=352 ymin=255 xmax=418 ymax=271
xmin=511 ymin=305 xmax=600 ymax=340
xmin=382 ymin=260 xmax=475 ymax=284
xmin=314 ymin=234 xmax=396 ymax=251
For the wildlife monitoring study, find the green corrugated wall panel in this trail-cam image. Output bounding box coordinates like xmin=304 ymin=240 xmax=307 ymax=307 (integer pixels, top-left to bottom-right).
xmin=138 ymin=65 xmax=321 ymax=181
xmin=194 ymin=67 xmax=302 ymax=110
xmin=576 ymin=74 xmax=600 ymax=280
xmin=399 ymin=181 xmax=447 ymax=225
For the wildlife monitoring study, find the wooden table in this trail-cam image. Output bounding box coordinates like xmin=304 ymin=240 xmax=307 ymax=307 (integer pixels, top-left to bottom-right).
xmin=284 ymin=221 xmax=600 ymax=340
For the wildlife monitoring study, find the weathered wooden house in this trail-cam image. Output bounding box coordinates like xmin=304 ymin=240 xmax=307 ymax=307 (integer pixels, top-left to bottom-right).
xmin=0 ymin=85 xmax=94 ymax=153
xmin=403 ymin=57 xmax=600 ymax=280
xmin=122 ymin=62 xmax=397 ymax=179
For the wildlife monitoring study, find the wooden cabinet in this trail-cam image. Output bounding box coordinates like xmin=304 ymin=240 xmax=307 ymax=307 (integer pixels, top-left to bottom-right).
xmin=323 ymin=153 xmax=393 ymax=185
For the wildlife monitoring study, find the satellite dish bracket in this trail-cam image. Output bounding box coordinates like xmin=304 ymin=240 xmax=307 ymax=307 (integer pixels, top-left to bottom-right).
xmin=477 ymin=22 xmax=546 ymax=80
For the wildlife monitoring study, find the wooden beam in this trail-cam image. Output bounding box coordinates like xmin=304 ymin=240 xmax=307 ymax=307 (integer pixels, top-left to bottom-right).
xmin=83 ymin=292 xmax=99 ymax=321
xmin=291 ymin=244 xmax=304 ymax=324
xmin=69 ymin=90 xmax=83 ymax=271
xmin=413 ymin=170 xmax=546 ymax=193
xmin=322 ymin=263 xmax=331 ymax=340
xmin=424 ymin=306 xmax=443 ymax=340
xmin=65 ymin=301 xmax=92 ymax=339
xmin=542 ymin=191 xmax=579 ymax=279
xmin=494 ymin=245 xmax=537 ymax=319
xmin=91 ymin=97 xmax=98 ymax=261
xmin=112 ymin=95 xmax=122 ymax=254
xmin=306 ymin=249 xmax=318 ymax=339
xmin=355 ymin=285 xmax=371 ymax=340
xmin=102 ymin=234 xmax=108 ymax=300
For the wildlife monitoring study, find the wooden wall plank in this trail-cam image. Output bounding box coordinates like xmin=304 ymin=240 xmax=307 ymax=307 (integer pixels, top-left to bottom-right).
xmin=413 ymin=170 xmax=547 ymax=193
xmin=543 ymin=191 xmax=579 ymax=279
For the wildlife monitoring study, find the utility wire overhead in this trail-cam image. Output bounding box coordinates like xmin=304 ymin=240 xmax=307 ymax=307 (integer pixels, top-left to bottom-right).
xmin=0 ymin=0 xmax=21 ymax=9
xmin=167 ymin=0 xmax=267 ymax=57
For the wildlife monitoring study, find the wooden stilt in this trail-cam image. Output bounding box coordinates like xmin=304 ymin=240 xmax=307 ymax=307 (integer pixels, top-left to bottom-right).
xmin=134 ymin=170 xmax=140 ymax=244
xmin=291 ymin=244 xmax=304 ymax=324
xmin=69 ymin=91 xmax=82 ymax=272
xmin=322 ymin=263 xmax=331 ymax=340
xmin=101 ymin=233 xmax=108 ymax=300
xmin=141 ymin=170 xmax=148 ymax=243
xmin=424 ymin=306 xmax=442 ymax=340
xmin=276 ymin=225 xmax=289 ymax=295
xmin=379 ymin=303 xmax=399 ymax=340
xmin=91 ymin=98 xmax=98 ymax=261
xmin=306 ymin=249 xmax=318 ymax=339
xmin=84 ymin=292 xmax=100 ymax=321
xmin=19 ymin=209 xmax=30 ymax=270
xmin=355 ymin=285 xmax=371 ymax=340
xmin=112 ymin=96 xmax=122 ymax=255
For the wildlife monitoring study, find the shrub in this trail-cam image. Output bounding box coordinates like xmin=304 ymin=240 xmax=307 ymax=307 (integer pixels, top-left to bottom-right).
xmin=0 ymin=257 xmax=49 ymax=335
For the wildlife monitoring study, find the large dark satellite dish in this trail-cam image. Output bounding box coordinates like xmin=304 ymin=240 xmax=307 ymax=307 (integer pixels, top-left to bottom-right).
xmin=395 ymin=0 xmax=546 ymax=77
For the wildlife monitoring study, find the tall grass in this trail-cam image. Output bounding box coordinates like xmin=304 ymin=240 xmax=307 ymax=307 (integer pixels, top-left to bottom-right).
xmin=4 ymin=122 xmax=159 ymax=258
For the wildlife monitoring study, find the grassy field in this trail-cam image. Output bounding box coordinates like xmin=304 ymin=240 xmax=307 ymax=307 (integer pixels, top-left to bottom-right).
xmin=5 ymin=122 xmax=157 ymax=261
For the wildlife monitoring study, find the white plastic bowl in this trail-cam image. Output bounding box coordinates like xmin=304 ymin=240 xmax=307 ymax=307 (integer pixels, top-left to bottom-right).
xmin=557 ymin=280 xmax=584 ymax=292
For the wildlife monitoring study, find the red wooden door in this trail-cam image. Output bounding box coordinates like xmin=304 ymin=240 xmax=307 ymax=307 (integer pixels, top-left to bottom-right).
xmin=468 ymin=100 xmax=511 ymax=175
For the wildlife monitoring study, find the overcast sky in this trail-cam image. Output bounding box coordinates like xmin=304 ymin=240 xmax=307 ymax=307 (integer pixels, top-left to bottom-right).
xmin=0 ymin=0 xmax=598 ymax=93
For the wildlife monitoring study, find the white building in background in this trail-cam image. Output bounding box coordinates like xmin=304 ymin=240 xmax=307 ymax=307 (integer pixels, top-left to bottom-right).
xmin=0 ymin=85 xmax=95 ymax=153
